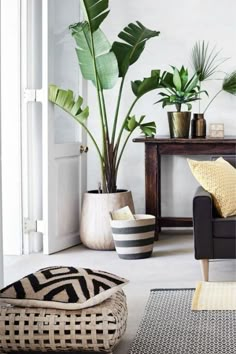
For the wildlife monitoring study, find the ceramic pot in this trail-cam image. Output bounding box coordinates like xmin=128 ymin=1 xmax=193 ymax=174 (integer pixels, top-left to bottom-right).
xmin=80 ymin=190 xmax=134 ymax=250
xmin=191 ymin=113 xmax=206 ymax=138
xmin=167 ymin=112 xmax=191 ymax=138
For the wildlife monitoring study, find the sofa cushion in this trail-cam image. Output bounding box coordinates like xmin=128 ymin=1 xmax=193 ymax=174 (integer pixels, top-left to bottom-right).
xmin=0 ymin=266 xmax=128 ymax=309
xmin=213 ymin=216 xmax=236 ymax=238
xmin=188 ymin=157 xmax=236 ymax=218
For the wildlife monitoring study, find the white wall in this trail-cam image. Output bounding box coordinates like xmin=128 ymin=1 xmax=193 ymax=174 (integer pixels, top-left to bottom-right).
xmin=85 ymin=0 xmax=236 ymax=215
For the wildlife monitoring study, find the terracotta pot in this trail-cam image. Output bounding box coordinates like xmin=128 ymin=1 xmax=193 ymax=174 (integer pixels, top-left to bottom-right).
xmin=167 ymin=112 xmax=191 ymax=138
xmin=80 ymin=190 xmax=134 ymax=250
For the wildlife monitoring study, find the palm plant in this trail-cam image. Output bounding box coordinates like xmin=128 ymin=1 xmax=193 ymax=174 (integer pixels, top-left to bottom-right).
xmin=203 ymin=70 xmax=236 ymax=113
xmin=191 ymin=41 xmax=227 ymax=82
xmin=49 ymin=0 xmax=161 ymax=193
xmin=191 ymin=41 xmax=236 ymax=113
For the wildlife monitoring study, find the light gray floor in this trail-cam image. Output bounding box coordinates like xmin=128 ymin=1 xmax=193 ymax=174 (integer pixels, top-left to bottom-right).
xmin=4 ymin=230 xmax=236 ymax=354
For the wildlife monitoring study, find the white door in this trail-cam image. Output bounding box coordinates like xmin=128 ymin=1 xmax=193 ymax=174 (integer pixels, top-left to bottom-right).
xmin=23 ymin=0 xmax=87 ymax=254
xmin=1 ymin=0 xmax=23 ymax=256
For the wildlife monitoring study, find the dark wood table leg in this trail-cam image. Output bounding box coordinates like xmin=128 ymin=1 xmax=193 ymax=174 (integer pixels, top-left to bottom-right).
xmin=145 ymin=144 xmax=161 ymax=239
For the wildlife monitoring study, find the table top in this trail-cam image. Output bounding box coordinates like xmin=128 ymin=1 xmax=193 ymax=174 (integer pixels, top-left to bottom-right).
xmin=133 ymin=135 xmax=236 ymax=144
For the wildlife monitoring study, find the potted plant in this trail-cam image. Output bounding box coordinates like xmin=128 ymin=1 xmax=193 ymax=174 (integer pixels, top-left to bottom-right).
xmin=191 ymin=41 xmax=236 ymax=137
xmin=156 ymin=66 xmax=203 ymax=138
xmin=48 ymin=0 xmax=161 ymax=249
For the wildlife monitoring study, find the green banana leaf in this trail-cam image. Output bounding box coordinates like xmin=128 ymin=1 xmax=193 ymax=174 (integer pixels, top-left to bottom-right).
xmin=131 ymin=70 xmax=161 ymax=98
xmin=125 ymin=115 xmax=156 ymax=137
xmin=140 ymin=121 xmax=156 ymax=136
xmin=124 ymin=115 xmax=139 ymax=132
xmin=48 ymin=85 xmax=89 ymax=124
xmin=81 ymin=0 xmax=109 ymax=33
xmin=112 ymin=21 xmax=160 ymax=77
xmin=70 ymin=22 xmax=118 ymax=89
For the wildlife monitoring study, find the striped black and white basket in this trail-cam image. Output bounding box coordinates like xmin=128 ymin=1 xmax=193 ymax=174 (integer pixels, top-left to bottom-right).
xmin=110 ymin=214 xmax=155 ymax=259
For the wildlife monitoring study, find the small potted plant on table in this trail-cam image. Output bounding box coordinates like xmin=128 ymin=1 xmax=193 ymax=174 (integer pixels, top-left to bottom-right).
xmin=156 ymin=66 xmax=204 ymax=138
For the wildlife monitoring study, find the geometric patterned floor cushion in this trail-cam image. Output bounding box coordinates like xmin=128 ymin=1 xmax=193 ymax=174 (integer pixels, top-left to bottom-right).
xmin=0 ymin=290 xmax=128 ymax=352
xmin=0 ymin=266 xmax=128 ymax=310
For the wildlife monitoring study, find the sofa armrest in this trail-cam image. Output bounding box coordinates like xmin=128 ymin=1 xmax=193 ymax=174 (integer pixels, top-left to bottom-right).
xmin=193 ymin=186 xmax=213 ymax=259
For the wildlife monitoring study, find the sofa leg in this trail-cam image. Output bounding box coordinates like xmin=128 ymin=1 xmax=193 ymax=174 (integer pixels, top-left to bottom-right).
xmin=200 ymin=259 xmax=209 ymax=281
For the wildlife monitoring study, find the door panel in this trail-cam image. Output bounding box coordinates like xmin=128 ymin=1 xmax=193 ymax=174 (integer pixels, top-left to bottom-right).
xmin=44 ymin=143 xmax=81 ymax=254
xmin=42 ymin=0 xmax=85 ymax=254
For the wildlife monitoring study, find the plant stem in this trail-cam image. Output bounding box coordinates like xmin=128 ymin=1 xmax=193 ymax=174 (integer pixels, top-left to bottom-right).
xmin=79 ymin=121 xmax=104 ymax=163
xmin=99 ymin=85 xmax=112 ymax=189
xmin=112 ymin=97 xmax=139 ymax=183
xmin=203 ymin=89 xmax=222 ymax=114
xmin=116 ymin=130 xmax=133 ymax=172
xmin=198 ymin=82 xmax=201 ymax=113
xmin=52 ymin=99 xmax=104 ymax=164
xmin=89 ymin=24 xmax=109 ymax=190
xmin=176 ymin=103 xmax=181 ymax=112
xmin=115 ymin=97 xmax=139 ymax=150
xmin=100 ymin=86 xmax=109 ymax=141
xmin=111 ymin=77 xmax=125 ymax=145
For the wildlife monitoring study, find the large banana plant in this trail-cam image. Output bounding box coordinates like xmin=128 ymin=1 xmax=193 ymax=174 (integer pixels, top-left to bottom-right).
xmin=49 ymin=0 xmax=161 ymax=193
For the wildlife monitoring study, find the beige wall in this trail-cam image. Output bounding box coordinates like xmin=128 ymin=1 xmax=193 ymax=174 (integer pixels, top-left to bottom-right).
xmin=87 ymin=0 xmax=236 ymax=215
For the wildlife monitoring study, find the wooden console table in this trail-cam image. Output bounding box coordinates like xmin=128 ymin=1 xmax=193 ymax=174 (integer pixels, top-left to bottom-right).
xmin=133 ymin=136 xmax=236 ymax=237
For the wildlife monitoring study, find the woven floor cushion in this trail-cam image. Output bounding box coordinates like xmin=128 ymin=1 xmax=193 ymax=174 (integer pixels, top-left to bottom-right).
xmin=0 ymin=290 xmax=127 ymax=353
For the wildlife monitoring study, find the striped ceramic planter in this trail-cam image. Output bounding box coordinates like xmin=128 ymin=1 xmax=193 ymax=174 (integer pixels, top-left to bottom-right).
xmin=110 ymin=214 xmax=155 ymax=259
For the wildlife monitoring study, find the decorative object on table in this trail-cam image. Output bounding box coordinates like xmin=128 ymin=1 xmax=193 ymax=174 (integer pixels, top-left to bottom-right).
xmin=192 ymin=281 xmax=236 ymax=310
xmin=191 ymin=41 xmax=236 ymax=138
xmin=191 ymin=113 xmax=206 ymax=138
xmin=0 ymin=266 xmax=128 ymax=309
xmin=111 ymin=206 xmax=155 ymax=259
xmin=128 ymin=288 xmax=236 ymax=354
xmin=0 ymin=290 xmax=127 ymax=353
xmin=156 ymin=66 xmax=204 ymax=138
xmin=209 ymin=123 xmax=224 ymax=138
xmin=49 ymin=0 xmax=161 ymax=249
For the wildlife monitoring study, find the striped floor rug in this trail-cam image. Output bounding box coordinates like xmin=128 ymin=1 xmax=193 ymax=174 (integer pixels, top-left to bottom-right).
xmin=128 ymin=288 xmax=236 ymax=354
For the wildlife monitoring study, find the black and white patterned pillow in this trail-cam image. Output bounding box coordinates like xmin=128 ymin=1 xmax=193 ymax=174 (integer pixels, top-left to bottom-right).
xmin=0 ymin=266 xmax=128 ymax=309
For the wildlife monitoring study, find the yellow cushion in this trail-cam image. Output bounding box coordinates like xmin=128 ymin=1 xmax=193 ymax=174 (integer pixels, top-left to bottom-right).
xmin=188 ymin=157 xmax=236 ymax=218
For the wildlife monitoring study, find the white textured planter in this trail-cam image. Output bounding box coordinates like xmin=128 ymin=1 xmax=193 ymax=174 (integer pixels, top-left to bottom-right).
xmin=80 ymin=190 xmax=134 ymax=250
xmin=111 ymin=214 xmax=155 ymax=259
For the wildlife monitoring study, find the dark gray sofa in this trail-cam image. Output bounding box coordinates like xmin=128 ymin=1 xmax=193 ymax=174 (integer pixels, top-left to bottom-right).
xmin=193 ymin=156 xmax=236 ymax=281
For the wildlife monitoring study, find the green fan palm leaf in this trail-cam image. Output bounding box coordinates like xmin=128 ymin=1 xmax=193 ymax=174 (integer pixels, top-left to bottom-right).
xmin=191 ymin=41 xmax=227 ymax=81
xmin=222 ymin=71 xmax=236 ymax=95
xmin=204 ymin=70 xmax=236 ymax=113
xmin=112 ymin=21 xmax=160 ymax=77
